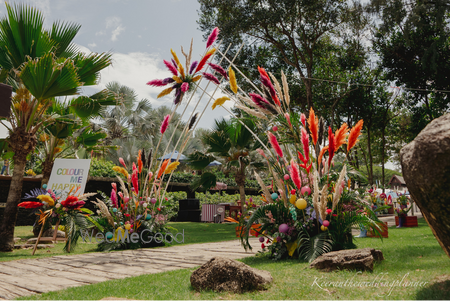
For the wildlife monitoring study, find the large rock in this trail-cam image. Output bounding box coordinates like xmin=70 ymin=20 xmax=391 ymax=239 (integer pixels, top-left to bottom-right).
xmin=190 ymin=257 xmax=273 ymax=293
xmin=400 ymin=114 xmax=450 ymax=258
xmin=309 ymin=248 xmax=384 ymax=272
xmin=42 ymin=228 xmax=66 ymax=238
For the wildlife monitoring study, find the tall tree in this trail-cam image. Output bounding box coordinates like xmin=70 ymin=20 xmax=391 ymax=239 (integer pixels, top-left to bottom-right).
xmin=0 ymin=3 xmax=111 ymax=252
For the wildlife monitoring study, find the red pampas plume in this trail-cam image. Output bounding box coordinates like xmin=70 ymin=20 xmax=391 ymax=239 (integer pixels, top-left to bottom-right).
xmin=307 ymin=108 xmax=318 ymax=145
xmin=195 ymin=49 xmax=215 ymax=73
xmin=347 ymin=120 xmax=364 ymax=152
xmin=290 ymin=159 xmax=302 ymax=189
xmin=301 ymin=127 xmax=310 ymax=163
xmin=160 ymin=114 xmax=170 ymax=134
xmin=208 ymin=63 xmax=228 ymax=79
xmin=268 ymin=131 xmax=283 ymax=157
xmin=18 ymin=201 xmax=44 ymax=209
xmin=206 ymin=27 xmax=219 ymax=48
xmin=132 ymin=169 xmax=139 ymax=193
xmin=202 ymin=72 xmax=220 ymax=85
xmin=258 ymin=66 xmax=280 ymax=106
xmin=301 ymin=113 xmax=306 ymax=127
xmin=328 ymin=126 xmax=335 ymax=168
xmin=146 ymin=79 xmax=168 ymax=87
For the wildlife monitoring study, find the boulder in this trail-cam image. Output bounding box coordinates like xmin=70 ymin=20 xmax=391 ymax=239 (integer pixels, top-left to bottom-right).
xmin=190 ymin=257 xmax=273 ymax=293
xmin=309 ymin=248 xmax=384 ymax=272
xmin=400 ymin=113 xmax=450 ymax=258
xmin=42 ymin=228 xmax=66 ymax=238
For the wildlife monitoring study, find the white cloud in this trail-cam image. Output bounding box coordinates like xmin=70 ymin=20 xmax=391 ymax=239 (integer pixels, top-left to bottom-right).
xmin=33 ymin=0 xmax=51 ymax=17
xmin=88 ymin=42 xmax=97 ymax=48
xmin=105 ymin=16 xmax=125 ymax=42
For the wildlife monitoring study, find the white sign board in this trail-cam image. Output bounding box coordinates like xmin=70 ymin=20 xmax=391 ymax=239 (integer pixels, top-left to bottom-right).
xmin=47 ymin=159 xmax=91 ymax=198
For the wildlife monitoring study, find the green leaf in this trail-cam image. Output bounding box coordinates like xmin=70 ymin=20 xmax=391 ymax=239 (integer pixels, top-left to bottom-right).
xmin=190 ymin=172 xmax=217 ymax=191
xmin=186 ymin=151 xmax=216 ymax=170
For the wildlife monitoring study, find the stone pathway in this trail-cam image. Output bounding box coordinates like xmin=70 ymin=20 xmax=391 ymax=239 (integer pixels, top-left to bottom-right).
xmin=0 ymin=238 xmax=259 ymax=299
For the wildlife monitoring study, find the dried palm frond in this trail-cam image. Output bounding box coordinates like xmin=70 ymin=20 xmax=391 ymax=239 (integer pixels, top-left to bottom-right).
xmin=269 ymin=72 xmax=283 ymax=104
xmin=235 ymin=104 xmax=268 ymax=120
xmin=78 ymin=192 xmax=98 ymax=201
xmin=319 ymin=185 xmax=328 ymax=221
xmin=332 ymin=164 xmax=347 ymax=211
xmin=116 ymin=176 xmax=129 ymax=198
xmin=281 ymin=70 xmax=290 ymax=106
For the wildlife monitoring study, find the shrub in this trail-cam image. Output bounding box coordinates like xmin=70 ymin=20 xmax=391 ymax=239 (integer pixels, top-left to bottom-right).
xmin=89 ymin=158 xmax=120 ymax=178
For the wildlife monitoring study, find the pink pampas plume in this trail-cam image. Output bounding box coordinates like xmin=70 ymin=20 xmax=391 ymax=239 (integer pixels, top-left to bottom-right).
xmin=249 ymin=93 xmax=276 ymax=114
xmin=301 ymin=113 xmax=306 ymax=127
xmin=132 ymin=169 xmax=138 ymax=193
xmin=206 ymin=27 xmax=220 ymax=48
xmin=132 ymin=162 xmax=137 ymax=172
xmin=268 ymin=131 xmax=283 ymax=158
xmin=164 ymin=60 xmax=178 ymax=76
xmin=285 ymin=113 xmax=292 ymax=127
xmin=146 ymin=79 xmax=168 ymax=87
xmin=290 ymin=159 xmax=302 ymax=189
xmin=181 ymin=82 xmax=189 ymax=92
xmin=301 ymin=127 xmax=309 ymax=162
xmin=256 ymin=148 xmax=267 ymax=159
xmin=160 ymin=114 xmax=170 ymax=134
xmin=111 ymin=189 xmax=118 ymax=208
xmin=328 ymin=126 xmax=336 ymax=168
xmin=202 ymin=72 xmax=220 ymax=85
xmin=119 ymin=158 xmax=127 ymax=169
xmin=208 ymin=63 xmax=228 ymax=79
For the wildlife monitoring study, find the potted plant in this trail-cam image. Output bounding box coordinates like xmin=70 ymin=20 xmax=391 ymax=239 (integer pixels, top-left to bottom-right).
xmin=395 ymin=194 xmax=412 ymax=227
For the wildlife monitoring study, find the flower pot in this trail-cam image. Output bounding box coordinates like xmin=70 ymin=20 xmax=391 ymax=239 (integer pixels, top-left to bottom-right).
xmin=387 ymin=205 xmax=394 ymax=215
xmin=395 ymin=215 xmax=418 ymax=227
xmin=367 ymin=222 xmax=388 ymax=238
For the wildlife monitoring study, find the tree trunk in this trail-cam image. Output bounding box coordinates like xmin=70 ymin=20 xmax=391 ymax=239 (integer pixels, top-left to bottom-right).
xmin=0 ymin=128 xmax=37 ymax=252
xmin=367 ymin=128 xmax=374 ymax=185
xmin=41 ymin=157 xmax=54 ymax=185
xmin=381 ymin=126 xmax=386 ymax=192
xmin=234 ymin=169 xmax=246 ymax=213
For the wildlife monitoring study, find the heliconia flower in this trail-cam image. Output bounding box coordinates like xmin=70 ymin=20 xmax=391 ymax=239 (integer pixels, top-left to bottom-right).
xmin=171 ymin=49 xmax=180 ymax=66
xmin=163 ymin=60 xmax=178 ymax=76
xmin=208 ymin=63 xmax=228 ymax=79
xmin=285 ymin=113 xmax=292 ymax=127
xmin=111 ymin=189 xmax=118 ymax=208
xmin=211 ymin=96 xmax=230 ymax=110
xmin=157 ymin=87 xmax=173 ymax=99
xmin=157 ymin=159 xmax=170 ymax=178
xmin=132 ymin=169 xmax=139 ymax=193
xmin=256 ymin=148 xmax=267 ymax=159
xmin=334 ymin=123 xmax=349 ymax=150
xmin=18 ymin=201 xmax=44 ymax=209
xmin=202 ymin=72 xmax=220 ymax=85
xmin=301 ymin=128 xmax=309 ymax=163
xmin=189 ymin=61 xmax=198 ymax=74
xmin=164 ymin=162 xmax=180 ymax=174
xmin=290 ymin=159 xmax=302 ymax=189
xmin=301 ymin=113 xmax=306 ymax=127
xmin=160 ymin=114 xmax=170 ymax=134
xmin=258 ymin=66 xmax=280 ymax=106
xmin=181 ymin=82 xmax=189 ymax=92
xmin=268 ymin=131 xmax=283 ymax=157
xmin=328 ymin=127 xmax=336 ymax=168
xmin=347 ymin=119 xmax=364 ymax=152
xmin=307 ymin=108 xmax=318 ymax=145
xmin=206 ymin=27 xmax=220 ymax=48
xmin=138 ymin=150 xmax=143 ymax=173
xmin=111 ymin=183 xmax=117 ymax=191
xmin=146 ymin=79 xmax=168 ymax=87
xmin=119 ymin=158 xmax=127 ymax=169
xmin=228 ymin=67 xmax=238 ymax=94
xmin=195 ymin=48 xmax=216 ymax=73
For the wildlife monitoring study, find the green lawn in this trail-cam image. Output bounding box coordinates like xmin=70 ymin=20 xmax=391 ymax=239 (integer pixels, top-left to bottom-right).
xmin=0 ymin=222 xmax=238 ymax=262
xmin=17 ymin=219 xmax=450 ymax=300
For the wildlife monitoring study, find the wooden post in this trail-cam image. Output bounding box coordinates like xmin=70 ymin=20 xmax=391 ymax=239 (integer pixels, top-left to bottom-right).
xmin=32 ymin=220 xmax=45 ymax=256
xmin=52 ymin=219 xmax=60 ymax=243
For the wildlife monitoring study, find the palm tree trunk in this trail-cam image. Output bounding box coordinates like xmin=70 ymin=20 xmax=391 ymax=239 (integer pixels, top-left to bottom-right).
xmin=42 ymin=157 xmax=54 ymax=185
xmin=235 ymin=168 xmax=246 ymax=213
xmin=0 ymin=152 xmax=28 ymax=251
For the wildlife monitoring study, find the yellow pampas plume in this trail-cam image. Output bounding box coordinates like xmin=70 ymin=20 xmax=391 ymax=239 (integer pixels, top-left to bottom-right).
xmin=229 ymin=67 xmax=238 ymax=94
xmin=164 ymin=162 xmax=180 ymax=174
xmin=211 ymin=96 xmax=230 ymax=110
xmin=171 ymin=49 xmax=180 ymax=66
xmin=172 ymin=76 xmax=183 ymax=84
xmin=157 ymin=87 xmax=173 ymax=98
xmin=206 ymin=48 xmax=216 ymax=56
xmin=192 ymin=75 xmax=202 ymax=82
xmin=178 ymin=63 xmax=185 ymax=79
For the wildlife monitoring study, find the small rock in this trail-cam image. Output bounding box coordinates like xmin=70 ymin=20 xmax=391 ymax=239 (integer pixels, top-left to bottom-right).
xmin=26 ymin=238 xmax=55 ymax=244
xmin=190 ymin=257 xmax=273 ymax=293
xmin=14 ymin=237 xmax=21 ymax=243
xmin=21 ymin=244 xmax=55 ymax=249
xmin=310 ymin=248 xmax=384 ymax=272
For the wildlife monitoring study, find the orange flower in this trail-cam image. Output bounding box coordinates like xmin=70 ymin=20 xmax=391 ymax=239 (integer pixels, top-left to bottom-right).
xmin=347 ymin=120 xmax=364 ymax=152
xmin=138 ymin=150 xmax=143 ymax=173
xmin=157 ymin=159 xmax=170 ymax=179
xmin=334 ymin=123 xmax=349 ymax=150
xmin=307 ymin=108 xmax=318 ymax=145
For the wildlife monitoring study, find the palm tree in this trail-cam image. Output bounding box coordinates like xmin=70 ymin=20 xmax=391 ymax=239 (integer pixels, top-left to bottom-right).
xmin=0 ymin=3 xmax=112 ymax=251
xmin=187 ymin=117 xmax=264 ymax=211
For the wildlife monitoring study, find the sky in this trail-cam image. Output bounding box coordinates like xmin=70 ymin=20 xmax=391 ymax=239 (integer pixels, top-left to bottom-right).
xmin=0 ymin=0 xmax=234 ymax=138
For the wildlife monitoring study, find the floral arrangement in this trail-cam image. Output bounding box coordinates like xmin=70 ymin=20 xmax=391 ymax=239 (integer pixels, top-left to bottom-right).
xmin=201 ymin=60 xmax=384 ymax=261
xmin=395 ymin=194 xmax=412 ymax=216
xmin=18 ymin=186 xmax=97 ymax=252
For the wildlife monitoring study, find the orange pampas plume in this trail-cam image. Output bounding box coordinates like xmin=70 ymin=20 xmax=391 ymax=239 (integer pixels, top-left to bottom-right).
xmin=327 ymin=126 xmax=335 ymax=168
xmin=157 ymin=159 xmax=170 ymax=179
xmin=138 ymin=150 xmax=143 ymax=173
xmin=195 ymin=48 xmax=216 ymax=73
xmin=347 ymin=120 xmax=364 ymax=152
xmin=334 ymin=123 xmax=349 ymax=150
xmin=318 ymin=146 xmax=329 ymax=170
xmin=307 ymin=108 xmax=319 ymax=145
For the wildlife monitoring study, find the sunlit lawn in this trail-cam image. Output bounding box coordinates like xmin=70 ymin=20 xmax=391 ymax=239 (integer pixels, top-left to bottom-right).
xmin=17 ymin=219 xmax=450 ymax=300
xmin=0 ymin=222 xmax=239 ymax=262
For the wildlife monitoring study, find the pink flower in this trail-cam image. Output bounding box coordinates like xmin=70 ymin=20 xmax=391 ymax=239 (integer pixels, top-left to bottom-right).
xmin=132 ymin=170 xmax=139 ymax=193
xmin=181 ymin=82 xmax=189 ymax=92
xmin=111 ymin=189 xmax=118 ymax=208
xmin=289 ymin=159 xmax=302 ymax=189
xmin=301 ymin=113 xmax=306 ymax=127
xmin=119 ymin=158 xmax=127 ymax=169
xmin=163 ymin=60 xmax=178 ymax=76
xmin=111 ymin=183 xmax=117 ymax=191
xmin=268 ymin=132 xmax=283 ymax=158
xmin=301 ymin=128 xmax=309 ymax=163
xmin=160 ymin=114 xmax=170 ymax=134
xmin=256 ymin=148 xmax=267 ymax=159
xmin=206 ymin=27 xmax=219 ymax=48
xmin=285 ymin=113 xmax=292 ymax=127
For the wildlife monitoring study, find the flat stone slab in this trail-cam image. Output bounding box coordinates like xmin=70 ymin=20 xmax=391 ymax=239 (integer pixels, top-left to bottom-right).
xmin=0 ymin=237 xmax=259 ymax=299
